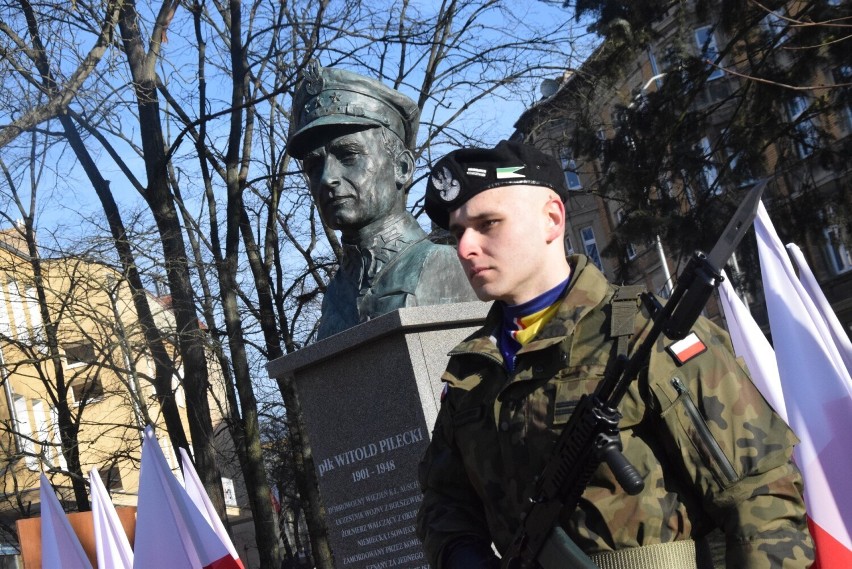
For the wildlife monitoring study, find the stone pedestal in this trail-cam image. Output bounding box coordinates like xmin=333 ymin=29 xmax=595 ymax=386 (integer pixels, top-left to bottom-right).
xmin=267 ymin=302 xmax=488 ymax=569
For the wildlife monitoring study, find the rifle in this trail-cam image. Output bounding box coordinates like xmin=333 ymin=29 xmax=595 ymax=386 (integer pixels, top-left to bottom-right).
xmin=501 ymin=180 xmax=768 ymax=569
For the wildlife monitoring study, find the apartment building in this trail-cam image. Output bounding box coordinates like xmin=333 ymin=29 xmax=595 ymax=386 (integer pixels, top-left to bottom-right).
xmin=512 ymin=0 xmax=851 ymax=333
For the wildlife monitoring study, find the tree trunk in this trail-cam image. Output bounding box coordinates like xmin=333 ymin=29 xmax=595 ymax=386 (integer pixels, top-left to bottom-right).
xmin=215 ymin=13 xmax=285 ymax=560
xmin=118 ymin=0 xmax=227 ymax=519
xmin=241 ymin=193 xmax=335 ymax=568
xmin=61 ymin=112 xmax=190 ymax=455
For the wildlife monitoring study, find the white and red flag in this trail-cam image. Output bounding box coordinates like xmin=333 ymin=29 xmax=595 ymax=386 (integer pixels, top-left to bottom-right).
xmin=718 ymin=271 xmax=788 ymax=423
xmin=89 ymin=468 xmax=133 ymax=569
xmin=179 ymin=447 xmax=245 ymax=568
xmin=786 ymin=242 xmax=852 ymax=374
xmin=39 ymin=473 xmax=93 ymax=569
xmin=133 ymin=426 xmax=242 ymax=569
xmin=720 ymin=202 xmax=852 ymax=568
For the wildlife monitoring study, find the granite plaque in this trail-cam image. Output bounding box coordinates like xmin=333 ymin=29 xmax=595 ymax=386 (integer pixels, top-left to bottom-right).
xmin=267 ymin=302 xmax=488 ymax=568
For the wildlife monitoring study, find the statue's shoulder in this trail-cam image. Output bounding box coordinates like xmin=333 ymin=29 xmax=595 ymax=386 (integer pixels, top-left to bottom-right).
xmin=396 ymin=238 xmax=460 ymax=275
xmin=421 ymin=240 xmax=458 ymax=263
xmin=372 ymin=239 xmax=463 ymax=294
xmin=416 ymin=241 xmax=477 ymax=304
xmin=374 ymin=238 xmax=440 ymax=291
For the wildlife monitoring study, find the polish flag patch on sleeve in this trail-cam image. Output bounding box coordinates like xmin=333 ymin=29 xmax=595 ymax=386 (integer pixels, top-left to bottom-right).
xmin=666 ymin=332 xmax=707 ymax=365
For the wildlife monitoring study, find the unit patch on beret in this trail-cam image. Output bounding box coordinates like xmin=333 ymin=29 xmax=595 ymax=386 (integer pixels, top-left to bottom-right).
xmin=432 ymin=167 xmax=461 ymax=202
xmin=496 ymin=166 xmax=526 ymax=179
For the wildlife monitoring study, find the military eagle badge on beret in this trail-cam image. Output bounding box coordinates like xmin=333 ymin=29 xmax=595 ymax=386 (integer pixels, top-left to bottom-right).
xmin=431 ymin=166 xmax=460 ymax=202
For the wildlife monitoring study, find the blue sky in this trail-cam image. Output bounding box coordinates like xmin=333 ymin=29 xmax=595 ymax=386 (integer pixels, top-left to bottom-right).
xmin=2 ymin=1 xmax=597 ymax=254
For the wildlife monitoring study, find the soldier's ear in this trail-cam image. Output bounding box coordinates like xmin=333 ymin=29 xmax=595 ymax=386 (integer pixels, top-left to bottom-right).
xmin=544 ymin=194 xmax=566 ymax=244
xmin=395 ymin=150 xmax=415 ymax=189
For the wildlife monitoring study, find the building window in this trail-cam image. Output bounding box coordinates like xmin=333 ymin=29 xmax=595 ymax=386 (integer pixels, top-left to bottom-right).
xmin=174 ymin=367 xmax=186 ymax=408
xmin=698 ymin=137 xmax=721 ymax=195
xmin=616 ymin=210 xmax=637 ymax=260
xmin=647 ymin=48 xmax=664 ymax=87
xmin=760 ymin=9 xmax=788 ymax=44
xmin=595 ymin=128 xmax=607 ymax=158
xmin=565 ymin=234 xmax=575 ymax=256
xmin=99 ymin=466 xmax=124 ymax=491
xmin=560 ymin=150 xmax=582 ymax=190
xmin=832 ymin=65 xmax=852 ymax=132
xmin=694 ymin=26 xmax=723 ymax=81
xmin=25 ymin=287 xmax=46 ymax=353
xmin=65 ymin=342 xmax=96 ymax=367
xmin=50 ymin=406 xmax=67 ymax=470
xmin=681 ymin=170 xmax=697 ymax=207
xmin=786 ymin=96 xmax=819 ymax=158
xmin=824 ymin=225 xmax=851 ymax=275
xmin=723 ymin=140 xmax=758 ymax=188
xmin=31 ymin=399 xmax=50 ymax=468
xmin=580 ymin=226 xmax=603 ymax=270
xmin=0 ymin=285 xmax=9 ymax=337
xmin=160 ymin=438 xmax=178 ymax=470
xmin=12 ymin=395 xmax=39 ymax=471
xmin=6 ymin=280 xmax=29 ymax=342
xmin=71 ymin=377 xmax=104 ymax=403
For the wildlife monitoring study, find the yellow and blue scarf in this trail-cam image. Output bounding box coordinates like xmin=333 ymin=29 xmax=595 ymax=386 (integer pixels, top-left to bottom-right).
xmin=499 ymin=276 xmax=570 ymax=373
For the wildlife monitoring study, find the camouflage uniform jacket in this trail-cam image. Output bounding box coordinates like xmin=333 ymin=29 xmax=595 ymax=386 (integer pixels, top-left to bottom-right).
xmin=417 ymin=255 xmax=813 ymax=568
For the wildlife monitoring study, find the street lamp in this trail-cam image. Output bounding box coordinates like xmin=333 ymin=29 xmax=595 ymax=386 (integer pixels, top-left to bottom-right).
xmin=627 ymin=73 xmax=674 ymax=297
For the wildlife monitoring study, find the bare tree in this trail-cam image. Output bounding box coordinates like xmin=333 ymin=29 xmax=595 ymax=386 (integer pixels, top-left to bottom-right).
xmin=1 ymin=1 xmax=582 ymax=566
xmin=0 ymin=161 xmax=179 ymax=518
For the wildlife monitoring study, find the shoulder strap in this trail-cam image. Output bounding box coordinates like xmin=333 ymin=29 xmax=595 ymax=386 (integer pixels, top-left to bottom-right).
xmin=610 ymin=285 xmax=645 ymax=359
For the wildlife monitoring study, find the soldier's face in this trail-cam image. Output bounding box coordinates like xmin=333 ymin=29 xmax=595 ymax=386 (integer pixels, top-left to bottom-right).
xmin=301 ymin=127 xmax=402 ymax=234
xmin=449 ymin=185 xmax=564 ymax=305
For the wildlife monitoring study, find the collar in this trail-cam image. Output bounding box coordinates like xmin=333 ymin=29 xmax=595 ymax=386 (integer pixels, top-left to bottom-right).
xmin=341 ymin=211 xmax=426 ymax=252
xmin=450 ymin=255 xmax=611 ymax=359
xmin=339 ymin=213 xmax=429 ymax=290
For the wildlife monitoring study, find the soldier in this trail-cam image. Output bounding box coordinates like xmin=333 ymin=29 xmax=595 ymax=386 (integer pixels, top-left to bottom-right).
xmin=288 ymin=62 xmax=476 ymax=339
xmin=416 ymin=140 xmax=814 ymax=568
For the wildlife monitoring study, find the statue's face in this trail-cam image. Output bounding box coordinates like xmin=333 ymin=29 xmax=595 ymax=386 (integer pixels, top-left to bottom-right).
xmin=301 ymin=127 xmax=402 ymax=234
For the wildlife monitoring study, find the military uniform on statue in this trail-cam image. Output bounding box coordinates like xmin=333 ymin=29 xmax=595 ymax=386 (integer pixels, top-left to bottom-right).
xmin=316 ymin=211 xmax=470 ymax=339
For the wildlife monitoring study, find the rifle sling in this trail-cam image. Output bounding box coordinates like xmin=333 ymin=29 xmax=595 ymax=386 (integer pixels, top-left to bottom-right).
xmin=590 ymin=539 xmax=698 ymax=569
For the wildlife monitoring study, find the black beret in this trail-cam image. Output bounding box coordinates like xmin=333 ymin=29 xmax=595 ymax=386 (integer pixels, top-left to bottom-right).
xmin=288 ymin=61 xmax=421 ymax=159
xmin=424 ymin=140 xmax=569 ymax=229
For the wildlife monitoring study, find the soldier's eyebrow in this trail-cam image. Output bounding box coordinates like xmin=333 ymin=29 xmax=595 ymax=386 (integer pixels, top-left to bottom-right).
xmin=448 ymin=211 xmax=499 ymax=234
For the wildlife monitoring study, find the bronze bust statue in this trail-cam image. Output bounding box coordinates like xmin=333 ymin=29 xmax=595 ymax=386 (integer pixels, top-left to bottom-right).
xmin=289 ymin=62 xmax=476 ymax=339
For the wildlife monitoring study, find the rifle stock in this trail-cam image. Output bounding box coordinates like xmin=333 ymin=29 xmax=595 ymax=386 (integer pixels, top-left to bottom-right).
xmin=536 ymin=527 xmax=598 ymax=569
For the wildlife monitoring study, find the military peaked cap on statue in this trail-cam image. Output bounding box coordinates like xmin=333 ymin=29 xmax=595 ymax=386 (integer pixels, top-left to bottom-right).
xmin=288 ymin=61 xmax=421 ymax=159
xmin=425 ymin=140 xmax=569 ymax=229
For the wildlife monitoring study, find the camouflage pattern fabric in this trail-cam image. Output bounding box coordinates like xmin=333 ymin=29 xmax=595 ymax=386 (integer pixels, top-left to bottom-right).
xmin=417 ymin=255 xmax=814 ymax=569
